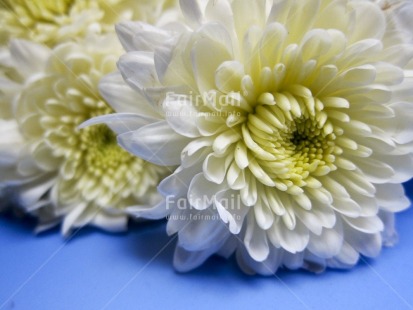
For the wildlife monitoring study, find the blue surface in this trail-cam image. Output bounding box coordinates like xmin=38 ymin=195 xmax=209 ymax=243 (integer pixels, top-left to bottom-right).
xmin=1 ymin=182 xmax=413 ymax=310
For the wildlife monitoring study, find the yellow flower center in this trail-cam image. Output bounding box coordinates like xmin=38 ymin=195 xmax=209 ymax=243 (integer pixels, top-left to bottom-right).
xmin=58 ymin=122 xmax=151 ymax=207
xmin=246 ymin=90 xmax=339 ymax=192
xmin=9 ymin=0 xmax=73 ymax=19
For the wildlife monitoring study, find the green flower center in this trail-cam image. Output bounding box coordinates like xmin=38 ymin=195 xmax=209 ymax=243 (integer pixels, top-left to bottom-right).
xmin=4 ymin=0 xmax=73 ymax=20
xmin=243 ymin=90 xmax=341 ymax=193
xmin=79 ymin=124 xmax=139 ymax=178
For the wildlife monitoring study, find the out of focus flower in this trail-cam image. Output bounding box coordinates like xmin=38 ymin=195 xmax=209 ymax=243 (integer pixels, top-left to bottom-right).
xmin=0 ymin=35 xmax=168 ymax=234
xmin=96 ymin=0 xmax=413 ymax=274
xmin=0 ymin=0 xmax=178 ymax=46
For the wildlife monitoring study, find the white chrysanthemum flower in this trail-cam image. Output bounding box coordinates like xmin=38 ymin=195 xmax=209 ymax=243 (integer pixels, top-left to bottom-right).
xmin=96 ymin=0 xmax=413 ymax=274
xmin=0 ymin=34 xmax=168 ymax=234
xmin=0 ymin=0 xmax=178 ymax=46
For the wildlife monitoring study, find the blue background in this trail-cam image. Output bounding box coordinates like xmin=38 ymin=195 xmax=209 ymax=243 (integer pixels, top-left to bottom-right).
xmin=1 ymin=181 xmax=413 ymax=310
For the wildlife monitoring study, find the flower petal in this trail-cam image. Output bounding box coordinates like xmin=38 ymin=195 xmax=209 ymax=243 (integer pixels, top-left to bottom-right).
xmin=188 ymin=173 xmax=223 ymax=210
xmin=10 ymin=39 xmax=50 ymax=76
xmin=244 ymin=212 xmax=270 ymax=262
xmin=191 ymin=37 xmax=231 ymax=94
xmin=342 ymin=215 xmax=384 ymax=234
xmin=214 ymin=189 xmax=249 ymax=234
xmin=307 ymin=223 xmax=343 ymax=259
xmin=268 ymin=219 xmax=310 ymax=254
xmin=80 ymin=113 xmax=160 ymax=135
xmin=91 ymin=212 xmax=127 ymax=232
xmin=180 ymin=0 xmax=203 ymax=28
xmin=99 ymin=72 xmax=160 ymax=117
xmin=375 ymin=183 xmax=410 ymax=212
xmin=118 ymin=121 xmax=190 ymax=166
xmin=163 ymin=95 xmax=201 ymax=137
xmin=178 ymin=209 xmax=230 ymax=251
xmin=116 ymin=21 xmax=171 ymax=52
xmin=126 ymin=199 xmax=170 ymax=220
xmin=174 ymin=246 xmax=216 ymax=272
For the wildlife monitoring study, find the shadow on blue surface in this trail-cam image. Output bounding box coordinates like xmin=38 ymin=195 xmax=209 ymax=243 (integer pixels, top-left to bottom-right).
xmin=0 ymin=179 xmax=412 ymax=309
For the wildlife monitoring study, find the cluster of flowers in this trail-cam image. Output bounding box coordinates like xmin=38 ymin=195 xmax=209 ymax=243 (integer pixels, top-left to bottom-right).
xmin=1 ymin=0 xmax=413 ymax=275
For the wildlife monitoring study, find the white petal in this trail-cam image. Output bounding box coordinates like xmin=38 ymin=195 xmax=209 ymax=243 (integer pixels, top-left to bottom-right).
xmin=0 ymin=77 xmax=20 ymax=119
xmin=259 ymin=23 xmax=288 ymax=68
xmin=388 ymin=102 xmax=413 ymax=144
xmin=153 ymin=36 xmax=180 ymax=85
xmin=118 ymin=121 xmax=189 ymax=166
xmin=197 ymin=22 xmax=234 ymax=57
xmin=213 ymin=130 xmax=240 ymax=155
xmin=332 ymin=197 xmax=361 ymax=218
xmin=374 ymin=62 xmax=404 ymax=85
xmin=188 ymin=173 xmax=222 ymax=210
xmin=99 ymin=72 xmax=160 ymax=117
xmin=375 ymin=183 xmax=410 ymax=212
xmin=215 ymin=61 xmax=244 ymax=93
xmin=240 ymin=172 xmax=258 ymax=206
xmin=205 ymin=0 xmax=236 ymax=41
xmin=80 ymin=113 xmax=160 ymax=135
xmin=91 ymin=212 xmax=127 ymax=232
xmin=334 ymin=171 xmax=376 ymax=197
xmin=283 ymin=251 xmax=305 ymax=270
xmin=307 ymin=224 xmax=343 ymax=259
xmin=178 ymin=209 xmax=230 ymax=251
xmin=118 ymin=51 xmax=158 ymax=92
xmin=0 ymin=120 xmax=24 ymax=166
xmin=115 ymin=21 xmax=171 ymax=52
xmin=236 ymin=246 xmax=283 ymax=276
xmin=61 ymin=203 xmax=88 ymax=236
xmin=342 ymin=215 xmax=384 ymax=234
xmin=268 ymin=219 xmax=309 ymax=254
xmin=327 ymin=241 xmax=359 ymax=269
xmin=382 ymin=1 xmax=413 ymax=45
xmin=191 ymin=37 xmax=231 ymax=94
xmin=299 ymin=29 xmax=332 ymax=62
xmin=126 ymin=199 xmax=170 ymax=220
xmin=348 ymin=1 xmax=386 ymax=43
xmin=181 ymin=138 xmax=213 ymax=168
xmin=166 ymin=207 xmax=189 ymax=235
xmin=232 ymin=0 xmax=266 ymax=40
xmin=174 ymin=245 xmax=216 ymax=272
xmin=203 ymin=153 xmax=232 ymax=184
xmin=374 ymin=153 xmax=413 ymax=183
xmin=214 ymin=189 xmax=249 ymax=234
xmin=344 ymin=226 xmax=382 ymax=257
xmin=10 ymin=39 xmax=50 ymax=76
xmin=159 ymin=163 xmax=201 ymax=198
xmin=216 ymin=236 xmax=237 ymax=258
xmin=379 ymin=210 xmax=399 ymax=247
xmin=180 ymin=0 xmax=203 ymax=28
xmin=254 ymin=197 xmax=274 ymax=230
xmin=380 ymin=44 xmax=413 ymax=67
xmin=19 ymin=176 xmax=55 ymax=208
xmin=226 ymin=160 xmax=246 ymax=190
xmin=353 ymin=158 xmax=395 ymax=184
xmin=244 ymin=212 xmax=269 ymax=262
xmin=163 ymin=95 xmax=201 ymax=137
xmin=313 ymin=0 xmax=349 ymax=33
xmin=295 ymin=203 xmax=336 ymax=235
xmin=195 ymin=111 xmax=226 ymax=136
xmin=340 ymin=65 xmax=377 ymax=88
xmin=302 ymin=251 xmax=327 ymax=273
